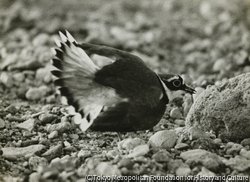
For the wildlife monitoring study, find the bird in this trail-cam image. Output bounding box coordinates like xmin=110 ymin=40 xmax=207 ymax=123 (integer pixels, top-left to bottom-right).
xmin=51 ymin=31 xmax=196 ymax=133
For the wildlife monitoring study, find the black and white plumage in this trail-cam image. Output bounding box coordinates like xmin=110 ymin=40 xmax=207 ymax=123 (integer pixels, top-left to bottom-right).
xmin=51 ymin=31 xmax=195 ymax=132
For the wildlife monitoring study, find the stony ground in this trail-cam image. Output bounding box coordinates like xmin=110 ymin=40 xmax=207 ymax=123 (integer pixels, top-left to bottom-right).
xmin=0 ymin=0 xmax=250 ymax=181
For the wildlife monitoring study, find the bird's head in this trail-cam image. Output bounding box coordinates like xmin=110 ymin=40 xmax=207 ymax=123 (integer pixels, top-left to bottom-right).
xmin=158 ymin=74 xmax=196 ymax=102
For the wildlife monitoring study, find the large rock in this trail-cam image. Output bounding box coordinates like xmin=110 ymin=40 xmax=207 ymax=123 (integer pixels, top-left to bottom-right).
xmin=186 ymin=73 xmax=250 ymax=141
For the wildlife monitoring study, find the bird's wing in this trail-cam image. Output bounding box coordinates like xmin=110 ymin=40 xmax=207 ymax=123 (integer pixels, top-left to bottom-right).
xmin=77 ymin=43 xmax=164 ymax=107
xmin=52 ymin=31 xmax=127 ymax=131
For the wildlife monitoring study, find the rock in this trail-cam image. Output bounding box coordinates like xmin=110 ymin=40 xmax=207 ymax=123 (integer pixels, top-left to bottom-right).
xmin=197 ymin=167 xmax=216 ymax=176
xmin=118 ymin=138 xmax=145 ymax=151
xmin=29 ymin=156 xmax=48 ymax=171
xmin=174 ymin=119 xmax=185 ymax=126
xmin=149 ymin=130 xmax=177 ymax=149
xmin=110 ymin=26 xmax=136 ymax=43
xmin=32 ymin=33 xmax=51 ymax=46
xmin=180 ymin=149 xmax=223 ymax=172
xmin=167 ymin=159 xmax=184 ymax=172
xmin=117 ymin=158 xmax=134 ymax=169
xmin=183 ymin=94 xmax=194 ymax=117
xmin=12 ymin=72 xmax=25 ymax=83
xmin=4 ymin=105 xmax=18 ymax=114
xmin=0 ymin=72 xmax=14 ymax=87
xmin=29 ymin=172 xmax=40 ymax=182
xmin=42 ymin=144 xmax=63 ymax=161
xmin=175 ymin=143 xmax=190 ymax=150
xmin=2 ymin=144 xmax=46 ymax=160
xmin=234 ymin=50 xmax=248 ymax=66
xmin=186 ymin=73 xmax=250 ymax=141
xmin=127 ymin=144 xmax=149 ymax=158
xmin=0 ymin=53 xmax=18 ymax=70
xmin=188 ymin=127 xmax=210 ymax=141
xmin=106 ymin=150 xmax=120 ymax=159
xmin=152 ymin=149 xmax=171 ymax=163
xmin=212 ymin=58 xmax=228 ymax=72
xmin=25 ymin=86 xmax=51 ymax=101
xmin=193 ymin=87 xmax=205 ymax=101
xmin=0 ymin=118 xmax=5 ymax=129
xmin=48 ymin=131 xmax=58 ymax=139
xmin=16 ymin=118 xmax=35 ymax=132
xmin=175 ymin=163 xmax=191 ymax=176
xmin=95 ymin=162 xmax=121 ymax=176
xmin=39 ymin=113 xmax=57 ymax=124
xmin=8 ymin=59 xmax=43 ymax=71
xmin=36 ymin=65 xmax=53 ymax=84
xmin=225 ymin=143 xmax=243 ymax=155
xmin=170 ymin=107 xmax=182 ymax=119
xmin=46 ymin=121 xmax=71 ymax=133
xmin=191 ymin=138 xmax=217 ymax=150
xmin=222 ymin=155 xmax=250 ymax=172
xmin=21 ymin=140 xmax=39 ymax=147
xmin=240 ymin=149 xmax=250 ymax=160
xmin=77 ymin=150 xmax=91 ymax=159
xmin=241 ymin=138 xmax=250 ymax=146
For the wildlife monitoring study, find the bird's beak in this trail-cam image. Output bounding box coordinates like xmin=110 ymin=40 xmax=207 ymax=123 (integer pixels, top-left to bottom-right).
xmin=184 ymin=85 xmax=196 ymax=94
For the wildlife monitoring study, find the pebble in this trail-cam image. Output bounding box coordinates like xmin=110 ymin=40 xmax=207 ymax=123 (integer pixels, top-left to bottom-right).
xmin=4 ymin=105 xmax=18 ymax=114
xmin=95 ymin=162 xmax=121 ymax=176
xmin=191 ymin=138 xmax=216 ymax=150
xmin=174 ymin=119 xmax=185 ymax=126
xmin=0 ymin=118 xmax=5 ymax=128
xmin=213 ymin=58 xmax=227 ymax=72
xmin=48 ymin=131 xmax=58 ymax=139
xmin=170 ymin=107 xmax=182 ymax=119
xmin=8 ymin=59 xmax=43 ymax=71
xmin=38 ymin=113 xmax=57 ymax=124
xmin=197 ymin=167 xmax=216 ymax=176
xmin=46 ymin=121 xmax=71 ymax=133
xmin=77 ymin=150 xmax=92 ymax=159
xmin=188 ymin=126 xmax=210 ymax=140
xmin=32 ymin=33 xmax=51 ymax=46
xmin=12 ymin=72 xmax=25 ymax=83
xmin=180 ymin=149 xmax=223 ymax=172
xmin=106 ymin=150 xmax=120 ymax=159
xmin=239 ymin=149 xmax=250 ymax=160
xmin=36 ymin=65 xmax=53 ymax=84
xmin=42 ymin=144 xmax=63 ymax=161
xmin=2 ymin=144 xmax=46 ymax=160
xmin=175 ymin=163 xmax=191 ymax=176
xmin=222 ymin=155 xmax=250 ymax=172
xmin=1 ymin=53 xmax=18 ymax=70
xmin=117 ymin=158 xmax=134 ymax=169
xmin=213 ymin=138 xmax=222 ymax=145
xmin=21 ymin=139 xmax=39 ymax=147
xmin=149 ymin=130 xmax=177 ymax=149
xmin=118 ymin=138 xmax=145 ymax=151
xmin=29 ymin=156 xmax=48 ymax=171
xmin=25 ymin=85 xmax=51 ymax=101
xmin=152 ymin=149 xmax=171 ymax=163
xmin=16 ymin=118 xmax=36 ymax=132
xmin=69 ymin=134 xmax=79 ymax=140
xmin=241 ymin=138 xmax=250 ymax=146
xmin=29 ymin=172 xmax=40 ymax=182
xmin=225 ymin=143 xmax=243 ymax=155
xmin=127 ymin=144 xmax=149 ymax=158
xmin=175 ymin=143 xmax=190 ymax=150
xmin=0 ymin=72 xmax=14 ymax=87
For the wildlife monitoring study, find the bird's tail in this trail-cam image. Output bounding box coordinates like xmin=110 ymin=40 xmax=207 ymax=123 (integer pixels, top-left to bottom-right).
xmin=51 ymin=31 xmax=103 ymax=131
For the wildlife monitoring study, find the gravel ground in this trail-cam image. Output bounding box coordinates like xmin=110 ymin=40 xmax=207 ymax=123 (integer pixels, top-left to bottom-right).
xmin=0 ymin=0 xmax=250 ymax=181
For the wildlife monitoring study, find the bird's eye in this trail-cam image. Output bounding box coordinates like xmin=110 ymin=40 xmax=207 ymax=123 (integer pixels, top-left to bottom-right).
xmin=173 ymin=80 xmax=181 ymax=87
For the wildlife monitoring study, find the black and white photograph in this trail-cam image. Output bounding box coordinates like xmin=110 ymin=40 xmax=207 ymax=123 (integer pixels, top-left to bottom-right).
xmin=0 ymin=0 xmax=250 ymax=181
